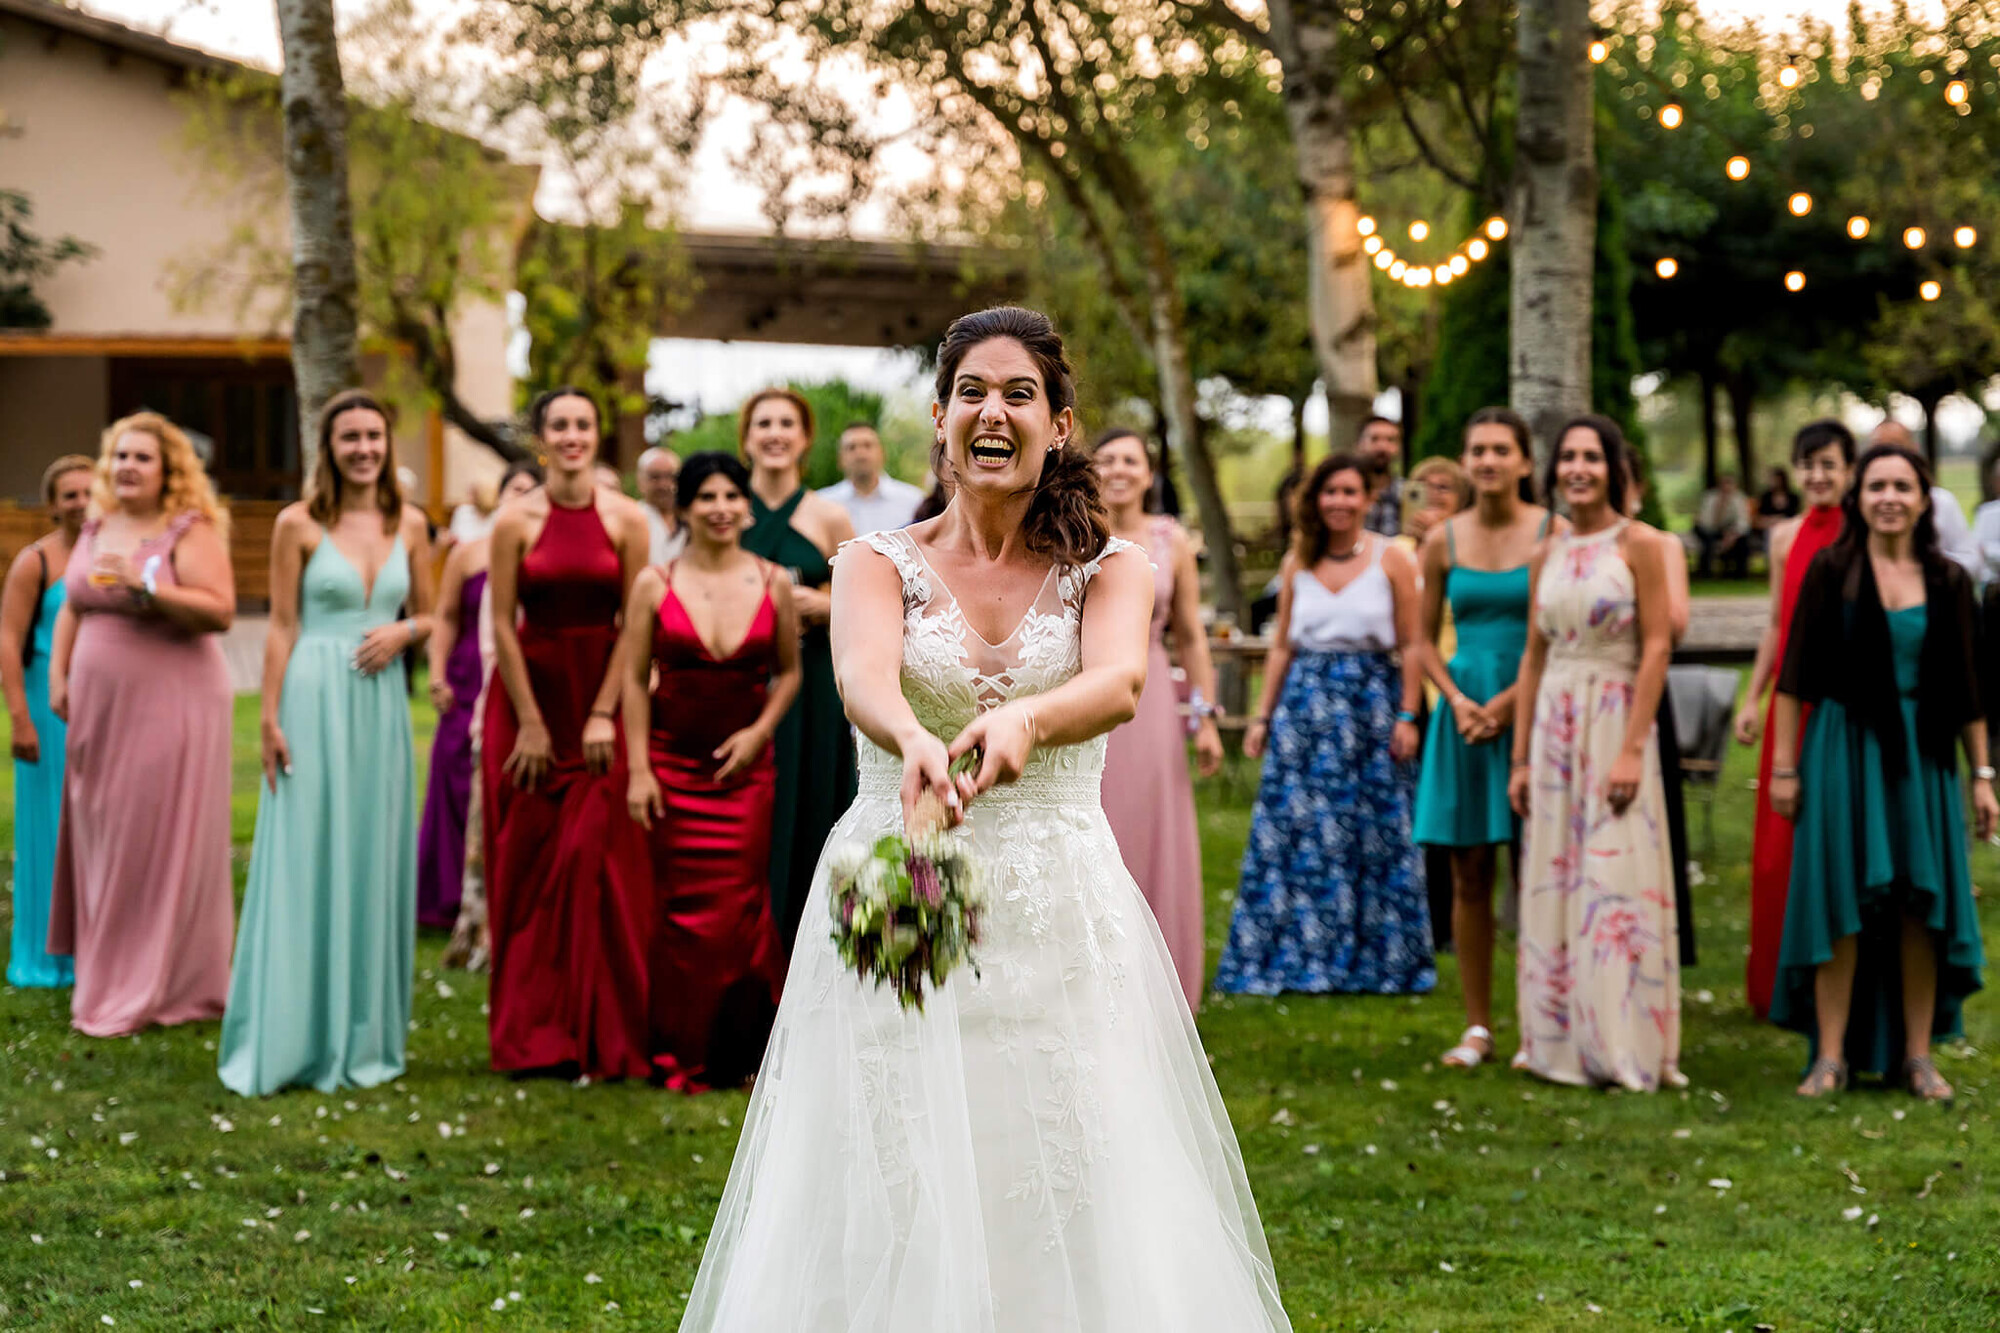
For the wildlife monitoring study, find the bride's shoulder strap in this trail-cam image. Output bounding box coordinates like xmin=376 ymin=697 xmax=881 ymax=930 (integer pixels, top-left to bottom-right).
xmin=1080 ymin=534 xmax=1142 ymax=582
xmin=837 ymin=527 xmax=931 ymax=606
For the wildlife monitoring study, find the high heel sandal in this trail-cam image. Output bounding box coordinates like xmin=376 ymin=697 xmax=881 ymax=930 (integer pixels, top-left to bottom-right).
xmin=1904 ymin=1056 xmax=1954 ymax=1104
xmin=1796 ymin=1056 xmax=1848 ymax=1097
xmin=1441 ymin=1025 xmax=1494 ymax=1069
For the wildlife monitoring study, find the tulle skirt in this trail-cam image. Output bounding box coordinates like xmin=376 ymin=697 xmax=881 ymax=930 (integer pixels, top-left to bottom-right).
xmin=678 ymin=762 xmax=1291 ymax=1332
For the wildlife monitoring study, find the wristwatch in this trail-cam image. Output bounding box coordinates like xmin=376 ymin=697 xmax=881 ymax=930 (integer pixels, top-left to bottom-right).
xmin=1976 ymin=765 xmax=1996 ymax=782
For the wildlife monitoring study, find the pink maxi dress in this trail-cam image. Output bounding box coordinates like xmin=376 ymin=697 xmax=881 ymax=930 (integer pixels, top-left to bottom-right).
xmin=49 ymin=513 xmax=235 ymax=1036
xmin=1100 ymin=515 xmax=1206 ymax=1008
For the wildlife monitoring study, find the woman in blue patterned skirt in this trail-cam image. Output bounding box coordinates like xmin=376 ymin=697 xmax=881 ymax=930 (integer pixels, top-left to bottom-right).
xmin=1215 ymin=453 xmax=1434 ymax=995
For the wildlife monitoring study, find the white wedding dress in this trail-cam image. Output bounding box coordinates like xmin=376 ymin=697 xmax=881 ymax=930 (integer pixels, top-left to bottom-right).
xmin=679 ymin=529 xmax=1291 ymax=1332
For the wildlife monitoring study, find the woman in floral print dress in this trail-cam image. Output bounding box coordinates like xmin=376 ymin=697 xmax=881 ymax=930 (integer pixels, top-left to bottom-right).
xmin=1508 ymin=415 xmax=1683 ymax=1092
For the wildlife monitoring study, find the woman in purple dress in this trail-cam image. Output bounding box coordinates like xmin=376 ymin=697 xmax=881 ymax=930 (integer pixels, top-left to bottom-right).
xmin=1090 ymin=427 xmax=1223 ymax=1009
xmin=418 ymin=460 xmax=543 ymax=928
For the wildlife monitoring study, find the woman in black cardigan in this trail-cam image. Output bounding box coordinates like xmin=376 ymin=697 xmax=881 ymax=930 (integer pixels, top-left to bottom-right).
xmin=1768 ymin=443 xmax=1992 ymax=1101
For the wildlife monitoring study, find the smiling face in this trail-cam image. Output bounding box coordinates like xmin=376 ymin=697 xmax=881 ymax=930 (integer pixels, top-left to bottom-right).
xmin=1554 ymin=426 xmax=1613 ymax=512
xmin=742 ymin=395 xmax=812 ymax=474
xmin=684 ymin=469 xmax=752 ymax=547
xmin=328 ymin=406 xmax=390 ymax=491
xmin=1462 ymin=422 xmax=1532 ymax=499
xmin=1798 ymin=443 xmax=1852 ymax=510
xmin=1857 ymin=453 xmax=1927 ymax=539
xmin=109 ymin=429 xmax=167 ymax=510
xmin=48 ymin=466 xmax=93 ymax=532
xmin=538 ymin=393 xmax=600 ymax=476
xmin=1315 ymin=465 xmax=1369 ymax=535
xmin=1090 ymin=433 xmax=1153 ymax=511
xmin=935 ymin=337 xmax=1072 ymax=498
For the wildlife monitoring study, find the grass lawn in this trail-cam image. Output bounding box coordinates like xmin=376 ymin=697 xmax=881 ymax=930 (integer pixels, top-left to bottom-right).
xmin=2 ymin=694 xmax=1996 ymax=1330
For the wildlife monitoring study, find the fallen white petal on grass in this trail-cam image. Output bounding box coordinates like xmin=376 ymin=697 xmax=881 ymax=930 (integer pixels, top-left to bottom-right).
xmin=128 ymin=1280 xmax=142 ymax=1289
xmin=485 ymin=1163 xmax=501 ymax=1175
xmin=1706 ymin=1178 xmax=1732 ymax=1190
xmin=1843 ymin=1207 xmax=1864 ymax=1221
xmin=585 ymin=1274 xmax=603 ymax=1285
xmin=117 ymin=1133 xmax=138 ymax=1146
xmin=1438 ymin=1262 xmax=1455 ymax=1273
xmin=490 ymin=1299 xmax=507 ymax=1312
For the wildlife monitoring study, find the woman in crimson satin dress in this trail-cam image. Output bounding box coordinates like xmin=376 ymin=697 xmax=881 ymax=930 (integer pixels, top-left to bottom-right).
xmin=620 ymin=453 xmax=800 ymax=1091
xmin=1731 ymin=419 xmax=1856 ymax=1018
xmin=483 ymin=387 xmax=654 ymax=1079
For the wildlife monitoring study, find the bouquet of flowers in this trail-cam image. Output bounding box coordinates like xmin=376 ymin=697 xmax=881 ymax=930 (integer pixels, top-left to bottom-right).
xmin=827 ymin=791 xmax=986 ymax=1012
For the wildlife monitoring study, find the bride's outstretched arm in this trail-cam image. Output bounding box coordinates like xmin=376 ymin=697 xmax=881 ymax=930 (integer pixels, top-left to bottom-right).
xmin=948 ymin=546 xmax=1153 ymax=798
xmin=831 ymin=543 xmax=962 ymax=829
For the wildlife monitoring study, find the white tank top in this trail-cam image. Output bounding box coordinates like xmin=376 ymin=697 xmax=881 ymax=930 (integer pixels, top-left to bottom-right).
xmin=1289 ymin=534 xmax=1397 ymax=652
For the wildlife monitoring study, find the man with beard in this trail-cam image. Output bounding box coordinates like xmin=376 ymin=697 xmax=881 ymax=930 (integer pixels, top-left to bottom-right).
xmin=1358 ymin=414 xmax=1406 ymax=537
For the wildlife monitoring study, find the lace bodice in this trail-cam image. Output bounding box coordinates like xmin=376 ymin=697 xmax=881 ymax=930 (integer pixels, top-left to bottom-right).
xmin=844 ymin=528 xmax=1139 ymax=805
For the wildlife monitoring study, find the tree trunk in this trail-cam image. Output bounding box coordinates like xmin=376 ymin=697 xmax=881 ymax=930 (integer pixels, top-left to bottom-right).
xmin=275 ymin=0 xmax=361 ymax=464
xmin=1509 ymin=0 xmax=1597 ymax=463
xmin=1725 ymin=372 xmax=1755 ymax=483
xmin=1918 ymin=390 xmax=1943 ymax=466
xmin=1266 ymin=0 xmax=1380 ymax=452
xmin=1698 ymin=369 xmax=1719 ymax=489
xmin=1290 ymin=391 xmax=1309 ymax=477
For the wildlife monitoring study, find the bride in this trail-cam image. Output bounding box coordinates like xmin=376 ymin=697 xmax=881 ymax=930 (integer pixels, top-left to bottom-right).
xmin=679 ymin=306 xmax=1291 ymax=1332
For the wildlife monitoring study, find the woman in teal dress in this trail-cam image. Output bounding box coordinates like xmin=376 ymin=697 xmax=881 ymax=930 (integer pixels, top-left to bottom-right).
xmin=1 ymin=455 xmax=95 ymax=987
xmin=737 ymin=388 xmax=856 ymax=952
xmin=1413 ymin=408 xmax=1553 ymax=1070
xmin=219 ymin=390 xmax=435 ymax=1096
xmin=1770 ymin=442 xmax=1992 ymax=1103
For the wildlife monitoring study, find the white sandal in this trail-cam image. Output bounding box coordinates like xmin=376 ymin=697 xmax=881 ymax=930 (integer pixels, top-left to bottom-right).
xmin=1441 ymin=1025 xmax=1494 ymax=1069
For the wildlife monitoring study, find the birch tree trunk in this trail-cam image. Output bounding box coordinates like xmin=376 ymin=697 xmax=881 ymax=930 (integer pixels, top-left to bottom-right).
xmin=1509 ymin=0 xmax=1596 ymax=461
xmin=275 ymin=0 xmax=361 ymax=462
xmin=1266 ymin=0 xmax=1379 ymax=451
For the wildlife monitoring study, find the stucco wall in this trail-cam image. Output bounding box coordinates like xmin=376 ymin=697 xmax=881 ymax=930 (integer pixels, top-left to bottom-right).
xmin=0 ymin=357 xmax=110 ymax=500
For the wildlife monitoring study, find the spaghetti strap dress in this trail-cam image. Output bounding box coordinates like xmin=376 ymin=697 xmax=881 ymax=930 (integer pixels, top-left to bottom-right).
xmin=418 ymin=569 xmax=487 ymax=929
xmin=1100 ymin=516 xmax=1206 ymax=1008
xmin=742 ymin=488 xmax=857 ymax=954
xmin=482 ymin=498 xmax=652 ymax=1079
xmin=50 ymin=514 xmax=235 ymax=1036
xmin=218 ymin=532 xmax=416 ymax=1096
xmin=644 ymin=563 xmax=785 ymax=1091
xmin=9 ymin=568 xmax=73 ymax=987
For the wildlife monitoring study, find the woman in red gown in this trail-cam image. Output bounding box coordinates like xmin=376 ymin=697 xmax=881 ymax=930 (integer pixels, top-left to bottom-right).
xmin=483 ymin=387 xmax=655 ymax=1078
xmin=619 ymin=453 xmax=800 ymax=1091
xmin=1732 ymin=419 xmax=1856 ymax=1018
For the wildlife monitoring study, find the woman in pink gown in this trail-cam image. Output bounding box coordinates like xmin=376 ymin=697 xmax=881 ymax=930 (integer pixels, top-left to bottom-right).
xmin=48 ymin=413 xmax=236 ymax=1037
xmin=1091 ymin=428 xmax=1224 ymax=1008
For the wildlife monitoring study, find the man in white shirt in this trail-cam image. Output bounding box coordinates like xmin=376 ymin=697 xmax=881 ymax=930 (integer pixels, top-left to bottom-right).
xmin=1693 ymin=472 xmax=1753 ymax=577
xmin=636 ymin=446 xmax=684 ymax=563
xmin=1870 ymin=419 xmax=1980 ymax=575
xmin=818 ymin=422 xmax=924 ymax=535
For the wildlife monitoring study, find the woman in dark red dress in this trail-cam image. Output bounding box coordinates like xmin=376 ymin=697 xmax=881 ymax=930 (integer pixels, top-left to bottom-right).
xmin=483 ymin=387 xmax=654 ymax=1079
xmin=619 ymin=453 xmax=800 ymax=1091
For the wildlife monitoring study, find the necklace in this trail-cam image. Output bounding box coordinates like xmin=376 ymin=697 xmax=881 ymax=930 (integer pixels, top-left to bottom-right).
xmin=1325 ymin=533 xmax=1367 ymax=563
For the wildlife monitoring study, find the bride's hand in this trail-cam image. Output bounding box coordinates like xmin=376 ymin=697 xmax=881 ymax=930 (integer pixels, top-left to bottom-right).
xmin=901 ymin=730 xmax=962 ymax=833
xmin=946 ymin=703 xmax=1035 ymax=802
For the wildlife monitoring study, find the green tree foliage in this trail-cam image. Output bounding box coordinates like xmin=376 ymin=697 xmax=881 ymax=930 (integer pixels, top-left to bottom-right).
xmin=0 ymin=190 xmax=95 ymax=331
xmin=667 ymin=380 xmax=902 ymax=490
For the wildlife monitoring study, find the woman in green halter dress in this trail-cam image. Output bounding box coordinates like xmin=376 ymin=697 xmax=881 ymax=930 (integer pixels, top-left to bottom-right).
xmin=737 ymin=389 xmax=857 ymax=953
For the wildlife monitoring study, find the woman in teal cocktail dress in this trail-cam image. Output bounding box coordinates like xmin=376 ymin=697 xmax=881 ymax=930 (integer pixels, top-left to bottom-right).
xmin=1769 ymin=442 xmax=1991 ymax=1103
xmin=219 ymin=390 xmax=435 ymax=1096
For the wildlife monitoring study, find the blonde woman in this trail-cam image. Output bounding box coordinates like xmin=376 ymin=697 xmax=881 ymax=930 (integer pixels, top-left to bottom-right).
xmin=49 ymin=414 xmax=236 ymax=1037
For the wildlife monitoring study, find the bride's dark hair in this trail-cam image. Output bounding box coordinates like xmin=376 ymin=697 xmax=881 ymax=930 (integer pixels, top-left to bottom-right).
xmin=931 ymin=306 xmax=1108 ymax=566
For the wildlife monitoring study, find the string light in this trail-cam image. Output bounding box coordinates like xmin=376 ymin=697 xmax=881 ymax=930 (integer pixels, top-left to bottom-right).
xmin=1448 ymin=254 xmax=1470 ymax=276
xmin=1788 ymin=192 xmax=1813 ymax=217
xmin=1778 ymin=65 xmax=1801 ymax=89
xmin=1409 ymin=220 xmax=1430 ymax=242
xmin=1921 ymin=280 xmax=1942 ymax=301
xmin=1784 ymin=270 xmax=1806 ymax=292
xmin=1358 ymin=217 xmax=1377 ymax=237
xmin=1374 ymin=250 xmax=1394 ymax=271
xmin=1389 ymin=260 xmax=1408 ymax=279
xmin=1467 ymin=238 xmax=1490 ymax=262
xmin=1725 ymin=156 xmax=1751 ymax=181
xmin=1589 ymin=40 xmax=1609 ymax=63
xmin=1955 ymin=226 xmax=1978 ymax=248
xmin=1946 ymin=79 xmax=1969 ymax=106
xmin=1904 ymin=226 xmax=1927 ymax=249
xmin=1484 ymin=217 xmax=1508 ymax=240
xmin=1847 ymin=216 xmax=1871 ymax=240
xmin=1436 ymin=267 xmax=1454 ymax=285
xmin=1659 ymin=103 xmax=1684 ymax=129
xmin=1655 ymin=257 xmax=1679 ymax=279
xmin=1363 ymin=235 xmax=1383 ymax=255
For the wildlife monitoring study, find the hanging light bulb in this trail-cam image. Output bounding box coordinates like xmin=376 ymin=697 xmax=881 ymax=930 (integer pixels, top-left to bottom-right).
xmin=1946 ymin=79 xmax=1969 ymax=106
xmin=1407 ymin=220 xmax=1429 ymax=242
xmin=1784 ymin=270 xmax=1807 ymax=292
xmin=1448 ymin=254 xmax=1470 ymax=276
xmin=1655 ymin=257 xmax=1679 ymax=279
xmin=1725 ymin=156 xmax=1751 ymax=181
xmin=1904 ymin=226 xmax=1927 ymax=250
xmin=1437 ymin=268 xmax=1455 ymax=285
xmin=1954 ymin=226 xmax=1978 ymax=248
xmin=1788 ymin=192 xmax=1813 ymax=217
xmin=1659 ymin=102 xmax=1685 ymax=129
xmin=1390 ymin=259 xmax=1408 ymax=279
xmin=1589 ymin=40 xmax=1609 ymax=64
xmin=1778 ymin=65 xmax=1801 ymax=89
xmin=1467 ymin=238 xmax=1490 ymax=262
xmin=1847 ymin=216 xmax=1871 ymax=240
xmin=1358 ymin=216 xmax=1377 ymax=237
xmin=1485 ymin=217 xmax=1509 ymax=240
xmin=1920 ymin=280 xmax=1943 ymax=301
xmin=1363 ymin=235 xmax=1384 ymax=255
xmin=1374 ymin=250 xmax=1395 ymax=271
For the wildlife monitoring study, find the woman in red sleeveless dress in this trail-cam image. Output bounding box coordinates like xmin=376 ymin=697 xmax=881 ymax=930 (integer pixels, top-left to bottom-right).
xmin=483 ymin=387 xmax=654 ymax=1078
xmin=619 ymin=453 xmax=800 ymax=1091
xmin=1732 ymin=420 xmax=1856 ymax=1018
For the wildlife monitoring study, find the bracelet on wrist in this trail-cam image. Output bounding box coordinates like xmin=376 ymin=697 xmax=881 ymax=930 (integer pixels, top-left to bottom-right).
xmin=1771 ymin=768 xmax=1799 ymax=780
xmin=1396 ymin=709 xmax=1418 ymax=724
xmin=589 ymin=707 xmax=616 ymax=720
xmin=1511 ymin=759 xmax=1531 ymax=771
xmin=1976 ymin=765 xmax=1996 ymax=782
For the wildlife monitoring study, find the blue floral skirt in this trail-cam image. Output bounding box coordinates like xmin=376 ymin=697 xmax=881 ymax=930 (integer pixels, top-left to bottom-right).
xmin=1214 ymin=649 xmax=1434 ymax=995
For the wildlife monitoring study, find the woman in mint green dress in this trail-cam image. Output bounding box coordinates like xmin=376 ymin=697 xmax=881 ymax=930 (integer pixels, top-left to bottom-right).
xmin=1413 ymin=408 xmax=1553 ymax=1070
xmin=2 ymin=455 xmax=95 ymax=988
xmin=1769 ymin=443 xmax=1992 ymax=1103
xmin=219 ymin=390 xmax=436 ymax=1096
